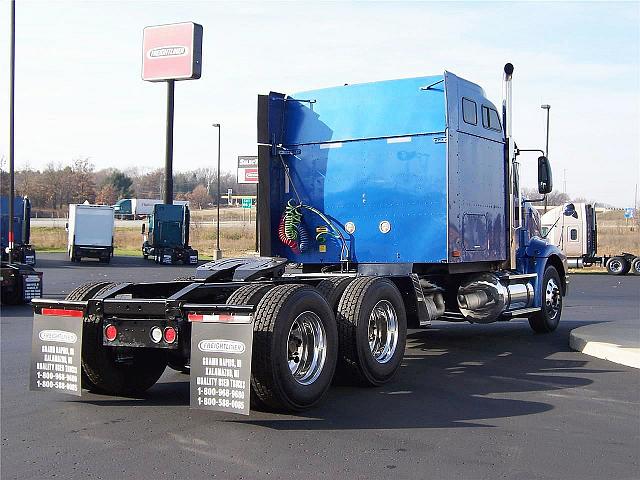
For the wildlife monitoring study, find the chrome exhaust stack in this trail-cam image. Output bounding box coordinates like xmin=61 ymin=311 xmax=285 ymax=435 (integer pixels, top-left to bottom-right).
xmin=503 ymin=63 xmax=519 ymax=270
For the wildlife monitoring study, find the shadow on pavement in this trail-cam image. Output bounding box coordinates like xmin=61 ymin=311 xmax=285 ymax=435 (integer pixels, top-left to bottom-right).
xmin=79 ymin=320 xmax=619 ymax=430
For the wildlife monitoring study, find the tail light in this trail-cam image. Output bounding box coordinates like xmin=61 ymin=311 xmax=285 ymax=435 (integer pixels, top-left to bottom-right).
xmin=163 ymin=327 xmax=177 ymax=344
xmin=105 ymin=324 xmax=118 ymax=342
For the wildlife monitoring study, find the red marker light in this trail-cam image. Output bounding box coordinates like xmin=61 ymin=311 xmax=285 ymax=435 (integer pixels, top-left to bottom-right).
xmin=105 ymin=324 xmax=118 ymax=341
xmin=164 ymin=327 xmax=177 ymax=344
xmin=41 ymin=308 xmax=84 ymax=318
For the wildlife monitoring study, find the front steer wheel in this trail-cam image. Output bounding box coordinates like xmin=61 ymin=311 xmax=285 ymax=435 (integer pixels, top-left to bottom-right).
xmin=251 ymin=284 xmax=338 ymax=411
xmin=529 ymin=266 xmax=563 ymax=333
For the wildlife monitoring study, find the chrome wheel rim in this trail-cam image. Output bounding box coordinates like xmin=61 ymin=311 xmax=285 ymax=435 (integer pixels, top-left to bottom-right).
xmin=287 ymin=311 xmax=327 ymax=385
xmin=545 ymin=278 xmax=561 ymax=320
xmin=368 ymin=300 xmax=398 ymax=364
xmin=609 ymin=259 xmax=623 ymax=273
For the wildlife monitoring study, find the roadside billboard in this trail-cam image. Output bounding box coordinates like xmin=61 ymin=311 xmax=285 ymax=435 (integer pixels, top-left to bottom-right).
xmin=237 ymin=156 xmax=258 ymax=184
xmin=142 ymin=22 xmax=203 ymax=82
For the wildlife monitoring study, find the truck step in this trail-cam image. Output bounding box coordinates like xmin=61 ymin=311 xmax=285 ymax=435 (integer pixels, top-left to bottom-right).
xmin=438 ymin=312 xmax=467 ymax=322
xmin=501 ymin=307 xmax=541 ymax=318
xmin=498 ymin=272 xmax=538 ymax=282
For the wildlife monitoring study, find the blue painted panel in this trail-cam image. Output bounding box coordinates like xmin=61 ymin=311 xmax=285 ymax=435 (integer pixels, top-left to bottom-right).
xmin=266 ymin=71 xmax=510 ymax=266
xmin=284 ymin=76 xmax=446 ymax=145
xmin=270 ymin=134 xmax=448 ymax=264
xmin=445 ymin=72 xmax=507 ymax=263
xmin=0 ymin=196 xmax=26 ymax=247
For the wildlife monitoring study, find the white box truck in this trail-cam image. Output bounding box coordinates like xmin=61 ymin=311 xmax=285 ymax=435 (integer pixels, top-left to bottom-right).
xmin=67 ymin=204 xmax=115 ymax=263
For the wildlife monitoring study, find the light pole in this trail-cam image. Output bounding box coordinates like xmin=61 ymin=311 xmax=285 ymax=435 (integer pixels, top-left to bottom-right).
xmin=212 ymin=123 xmax=222 ymax=260
xmin=541 ymin=104 xmax=550 ymax=212
xmin=8 ymin=0 xmax=16 ymax=263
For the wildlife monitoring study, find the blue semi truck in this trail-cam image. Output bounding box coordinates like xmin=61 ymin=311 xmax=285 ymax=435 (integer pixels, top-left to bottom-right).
xmin=1 ymin=196 xmax=36 ymax=266
xmin=31 ymin=65 xmax=568 ymax=412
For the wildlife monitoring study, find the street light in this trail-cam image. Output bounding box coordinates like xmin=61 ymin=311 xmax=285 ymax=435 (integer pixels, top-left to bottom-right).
xmin=212 ymin=123 xmax=222 ymax=260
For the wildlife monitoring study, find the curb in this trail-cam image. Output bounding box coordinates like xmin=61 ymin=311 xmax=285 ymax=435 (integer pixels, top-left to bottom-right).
xmin=569 ymin=325 xmax=640 ymax=369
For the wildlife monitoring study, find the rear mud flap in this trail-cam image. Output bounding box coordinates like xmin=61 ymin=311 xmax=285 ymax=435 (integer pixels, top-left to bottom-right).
xmin=189 ymin=313 xmax=253 ymax=415
xmin=30 ymin=313 xmax=83 ymax=396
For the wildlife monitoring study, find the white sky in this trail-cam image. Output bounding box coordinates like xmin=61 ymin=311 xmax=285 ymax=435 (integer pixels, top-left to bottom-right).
xmin=1 ymin=1 xmax=639 ymax=207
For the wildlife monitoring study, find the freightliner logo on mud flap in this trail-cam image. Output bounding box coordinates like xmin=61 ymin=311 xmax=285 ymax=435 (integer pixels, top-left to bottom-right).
xmin=198 ymin=339 xmax=246 ymax=354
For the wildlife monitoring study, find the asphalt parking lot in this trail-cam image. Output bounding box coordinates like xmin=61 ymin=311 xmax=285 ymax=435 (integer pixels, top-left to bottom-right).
xmin=2 ymin=253 xmax=639 ymax=479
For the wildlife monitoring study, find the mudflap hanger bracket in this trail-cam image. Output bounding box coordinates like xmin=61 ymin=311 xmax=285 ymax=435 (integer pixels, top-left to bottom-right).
xmin=195 ymin=257 xmax=288 ymax=282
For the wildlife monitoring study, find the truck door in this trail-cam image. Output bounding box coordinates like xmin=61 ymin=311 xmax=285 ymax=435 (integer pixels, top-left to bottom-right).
xmin=565 ymin=224 xmax=582 ymax=258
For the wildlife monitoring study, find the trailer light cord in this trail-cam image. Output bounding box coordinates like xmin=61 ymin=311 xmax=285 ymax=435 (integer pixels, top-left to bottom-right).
xmin=277 ymin=153 xmax=351 ymax=263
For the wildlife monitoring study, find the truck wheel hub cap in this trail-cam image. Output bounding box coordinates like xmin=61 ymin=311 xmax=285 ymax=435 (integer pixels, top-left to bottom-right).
xmin=368 ymin=300 xmax=398 ymax=364
xmin=287 ymin=311 xmax=327 ymax=385
xmin=609 ymin=260 xmax=622 ymax=272
xmin=545 ymin=278 xmax=561 ymax=319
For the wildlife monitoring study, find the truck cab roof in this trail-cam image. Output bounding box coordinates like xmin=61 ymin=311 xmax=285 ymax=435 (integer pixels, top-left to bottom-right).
xmin=265 ymin=71 xmax=502 ymax=147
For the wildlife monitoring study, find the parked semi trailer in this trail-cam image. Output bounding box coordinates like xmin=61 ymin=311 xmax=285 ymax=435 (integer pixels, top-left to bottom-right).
xmin=114 ymin=198 xmax=189 ymax=219
xmin=541 ymin=202 xmax=639 ymax=275
xmin=1 ymin=196 xmax=36 ymax=265
xmin=66 ymin=204 xmax=115 ymax=263
xmin=1 ymin=261 xmax=42 ymax=304
xmin=31 ymin=65 xmax=568 ymax=414
xmin=141 ymin=203 xmax=198 ymax=264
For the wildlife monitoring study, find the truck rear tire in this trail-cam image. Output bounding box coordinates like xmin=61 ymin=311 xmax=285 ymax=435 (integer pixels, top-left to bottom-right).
xmin=226 ymin=283 xmax=276 ymax=410
xmin=335 ymin=277 xmax=407 ymax=386
xmin=65 ymin=282 xmax=112 ymax=390
xmin=251 ymin=284 xmax=338 ymax=411
xmin=81 ymin=283 xmax=168 ymax=396
xmin=606 ymin=256 xmax=629 ymax=275
xmin=316 ymin=277 xmax=354 ymax=312
xmin=631 ymin=257 xmax=640 ymax=275
xmin=226 ymin=283 xmax=274 ymax=306
xmin=528 ymin=266 xmax=562 ymax=333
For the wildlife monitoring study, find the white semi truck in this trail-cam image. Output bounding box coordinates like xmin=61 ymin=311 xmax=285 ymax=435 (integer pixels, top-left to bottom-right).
xmin=67 ymin=204 xmax=115 ymax=263
xmin=114 ymin=198 xmax=189 ymax=219
xmin=541 ymin=203 xmax=639 ymax=275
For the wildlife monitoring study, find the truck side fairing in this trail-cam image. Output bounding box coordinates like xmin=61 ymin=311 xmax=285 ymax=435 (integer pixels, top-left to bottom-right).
xmin=259 ymin=73 xmax=507 ymax=267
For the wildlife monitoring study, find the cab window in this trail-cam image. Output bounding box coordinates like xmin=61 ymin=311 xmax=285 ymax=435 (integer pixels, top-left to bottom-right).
xmin=462 ymin=98 xmax=477 ymax=125
xmin=569 ymin=228 xmax=578 ymax=241
xmin=482 ymin=105 xmax=502 ymax=131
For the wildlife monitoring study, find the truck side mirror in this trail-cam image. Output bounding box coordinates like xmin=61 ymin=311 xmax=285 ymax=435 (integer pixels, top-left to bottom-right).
xmin=563 ymin=203 xmax=578 ymax=219
xmin=141 ymin=224 xmax=146 ymax=234
xmin=65 ymin=222 xmax=69 ymax=232
xmin=537 ymin=156 xmax=553 ymax=194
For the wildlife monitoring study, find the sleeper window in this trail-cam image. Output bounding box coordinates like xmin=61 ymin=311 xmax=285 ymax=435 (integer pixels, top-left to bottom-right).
xmin=482 ymin=106 xmax=502 ymax=131
xmin=462 ymin=98 xmax=477 ymax=125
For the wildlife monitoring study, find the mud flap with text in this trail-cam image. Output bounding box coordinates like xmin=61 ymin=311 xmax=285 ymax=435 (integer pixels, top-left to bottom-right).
xmin=30 ymin=313 xmax=83 ymax=396
xmin=189 ymin=314 xmax=253 ymax=415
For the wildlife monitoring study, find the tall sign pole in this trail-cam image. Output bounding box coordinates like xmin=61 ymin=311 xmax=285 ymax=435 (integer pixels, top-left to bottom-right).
xmin=8 ymin=0 xmax=16 ymax=263
xmin=164 ymin=80 xmax=175 ymax=204
xmin=142 ymin=22 xmax=203 ymax=205
xmin=212 ymin=123 xmax=222 ymax=259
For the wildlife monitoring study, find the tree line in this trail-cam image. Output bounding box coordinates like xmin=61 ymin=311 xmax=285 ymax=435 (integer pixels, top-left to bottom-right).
xmin=0 ymin=157 xmax=257 ymax=212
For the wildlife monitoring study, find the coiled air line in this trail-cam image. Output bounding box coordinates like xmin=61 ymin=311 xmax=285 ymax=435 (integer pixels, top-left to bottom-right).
xmin=277 ymin=152 xmax=350 ymax=263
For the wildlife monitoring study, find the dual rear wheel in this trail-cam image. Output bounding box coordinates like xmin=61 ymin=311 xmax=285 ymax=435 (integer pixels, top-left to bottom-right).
xmin=234 ymin=277 xmax=407 ymax=411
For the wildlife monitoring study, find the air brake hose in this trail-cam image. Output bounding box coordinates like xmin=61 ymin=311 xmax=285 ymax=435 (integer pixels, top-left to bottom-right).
xmin=279 ymin=215 xmax=300 ymax=253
